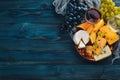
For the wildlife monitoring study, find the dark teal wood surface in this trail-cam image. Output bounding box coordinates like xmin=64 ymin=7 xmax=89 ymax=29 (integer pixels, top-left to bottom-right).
xmin=0 ymin=0 xmax=120 ymax=80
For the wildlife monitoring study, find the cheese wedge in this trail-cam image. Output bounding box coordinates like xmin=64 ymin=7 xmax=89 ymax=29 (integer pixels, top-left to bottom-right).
xmin=78 ymin=40 xmax=86 ymax=49
xmin=94 ymin=45 xmax=112 ymax=61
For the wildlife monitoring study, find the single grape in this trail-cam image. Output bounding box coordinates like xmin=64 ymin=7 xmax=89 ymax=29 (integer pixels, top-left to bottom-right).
xmin=73 ymin=16 xmax=77 ymax=20
xmin=77 ymin=6 xmax=81 ymax=11
xmin=69 ymin=13 xmax=74 ymax=16
xmin=69 ymin=17 xmax=73 ymax=21
xmin=66 ymin=21 xmax=70 ymax=24
xmin=106 ymin=13 xmax=109 ymax=17
xmin=73 ymin=22 xmax=78 ymax=25
xmin=74 ymin=5 xmax=77 ymax=10
xmin=77 ymin=15 xmax=81 ymax=19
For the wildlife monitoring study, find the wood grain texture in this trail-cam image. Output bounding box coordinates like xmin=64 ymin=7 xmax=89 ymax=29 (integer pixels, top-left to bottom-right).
xmin=0 ymin=0 xmax=120 ymax=80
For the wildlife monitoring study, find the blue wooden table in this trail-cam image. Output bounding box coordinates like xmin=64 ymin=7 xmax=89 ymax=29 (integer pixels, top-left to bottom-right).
xmin=0 ymin=0 xmax=120 ymax=80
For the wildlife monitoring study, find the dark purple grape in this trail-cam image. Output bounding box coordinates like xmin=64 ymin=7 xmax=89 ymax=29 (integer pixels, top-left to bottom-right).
xmin=74 ymin=6 xmax=77 ymax=10
xmin=77 ymin=7 xmax=81 ymax=11
xmin=68 ymin=17 xmax=73 ymax=21
xmin=70 ymin=8 xmax=74 ymax=13
xmin=66 ymin=21 xmax=69 ymax=24
xmin=73 ymin=22 xmax=78 ymax=25
xmin=83 ymin=7 xmax=88 ymax=11
xmin=77 ymin=15 xmax=81 ymax=19
xmin=73 ymin=11 xmax=78 ymax=14
xmin=84 ymin=5 xmax=88 ymax=8
xmin=73 ymin=17 xmax=77 ymax=20
xmin=68 ymin=25 xmax=72 ymax=28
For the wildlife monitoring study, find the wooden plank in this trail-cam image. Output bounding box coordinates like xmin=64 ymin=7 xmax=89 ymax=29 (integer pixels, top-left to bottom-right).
xmin=0 ymin=39 xmax=73 ymax=51
xmin=0 ymin=10 xmax=63 ymax=23
xmin=1 ymin=64 xmax=120 ymax=79
xmin=0 ymin=64 xmax=106 ymax=79
xmin=0 ymin=23 xmax=73 ymax=53
xmin=0 ymin=49 xmax=113 ymax=65
xmin=0 ymin=0 xmax=54 ymax=9
xmin=0 ymin=50 xmax=78 ymax=64
xmin=100 ymin=65 xmax=120 ymax=79
xmin=0 ymin=23 xmax=66 ymax=39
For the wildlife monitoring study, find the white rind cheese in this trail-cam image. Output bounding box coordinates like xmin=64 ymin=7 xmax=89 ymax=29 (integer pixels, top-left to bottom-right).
xmin=73 ymin=30 xmax=89 ymax=46
xmin=94 ymin=45 xmax=112 ymax=61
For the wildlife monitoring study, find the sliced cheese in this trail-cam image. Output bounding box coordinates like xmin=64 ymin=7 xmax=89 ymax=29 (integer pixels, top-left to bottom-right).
xmin=94 ymin=45 xmax=112 ymax=61
xmin=93 ymin=19 xmax=104 ymax=32
xmin=90 ymin=31 xmax=96 ymax=43
xmin=100 ymin=25 xmax=119 ymax=45
xmin=77 ymin=21 xmax=90 ymax=30
xmin=78 ymin=40 xmax=86 ymax=49
xmin=86 ymin=25 xmax=94 ymax=34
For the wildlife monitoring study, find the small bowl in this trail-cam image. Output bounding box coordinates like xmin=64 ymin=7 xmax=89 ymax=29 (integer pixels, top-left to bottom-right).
xmin=85 ymin=8 xmax=101 ymax=24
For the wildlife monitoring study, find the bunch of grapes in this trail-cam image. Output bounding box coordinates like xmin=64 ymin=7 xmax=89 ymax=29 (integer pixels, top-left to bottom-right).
xmin=65 ymin=0 xmax=88 ymax=31
xmin=100 ymin=0 xmax=120 ymax=22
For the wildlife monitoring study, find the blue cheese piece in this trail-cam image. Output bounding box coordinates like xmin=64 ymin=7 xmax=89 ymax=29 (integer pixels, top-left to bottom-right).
xmin=94 ymin=45 xmax=112 ymax=61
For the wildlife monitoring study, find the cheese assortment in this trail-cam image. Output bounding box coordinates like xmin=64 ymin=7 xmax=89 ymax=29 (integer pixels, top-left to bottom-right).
xmin=73 ymin=19 xmax=119 ymax=61
xmin=53 ymin=0 xmax=120 ymax=61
